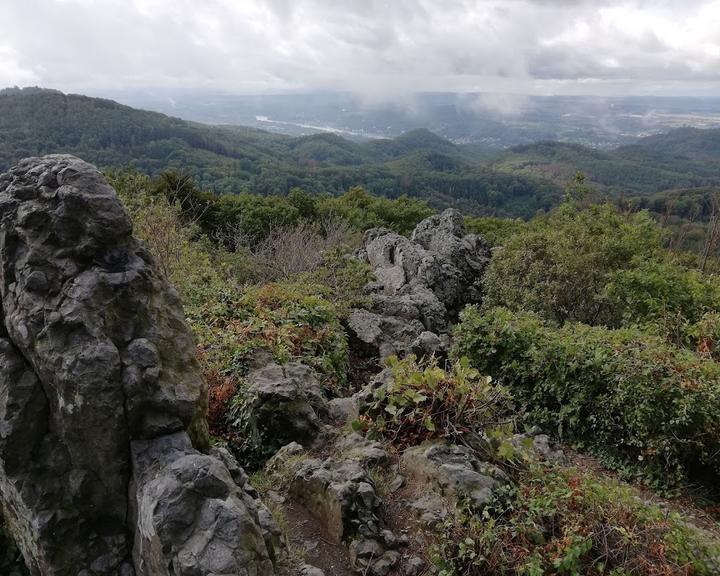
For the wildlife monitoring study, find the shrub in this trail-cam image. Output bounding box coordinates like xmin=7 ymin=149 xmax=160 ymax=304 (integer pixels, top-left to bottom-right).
xmin=693 ymin=312 xmax=720 ymax=361
xmin=188 ymin=281 xmax=348 ymax=390
xmin=483 ymin=203 xmax=663 ymax=326
xmin=432 ymin=463 xmax=720 ymax=576
xmin=300 ymin=246 xmax=374 ymax=316
xmin=453 ymin=307 xmax=720 ymax=484
xmin=464 ymin=215 xmax=526 ymax=247
xmin=318 ymin=186 xmax=434 ymax=236
xmin=353 ymin=355 xmax=514 ymax=452
xmin=604 ymin=256 xmax=720 ymax=344
xmin=243 ymin=216 xmax=360 ymax=283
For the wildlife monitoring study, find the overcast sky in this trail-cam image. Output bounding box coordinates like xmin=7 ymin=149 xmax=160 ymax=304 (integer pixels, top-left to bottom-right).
xmin=1 ymin=0 xmax=720 ymax=98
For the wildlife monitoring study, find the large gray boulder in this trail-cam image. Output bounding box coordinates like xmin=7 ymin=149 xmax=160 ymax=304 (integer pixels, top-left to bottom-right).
xmin=0 ymin=156 xmax=276 ymax=575
xmin=349 ymin=209 xmax=489 ymax=359
xmin=243 ymin=352 xmax=327 ymax=457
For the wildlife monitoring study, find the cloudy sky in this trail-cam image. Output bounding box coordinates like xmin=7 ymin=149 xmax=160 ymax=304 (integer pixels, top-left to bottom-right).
xmin=1 ymin=0 xmax=719 ymax=98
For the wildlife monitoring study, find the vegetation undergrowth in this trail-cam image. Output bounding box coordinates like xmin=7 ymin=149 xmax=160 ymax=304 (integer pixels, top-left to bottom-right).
xmin=432 ymin=462 xmax=720 ymax=576
xmin=454 ymin=306 xmax=720 ymax=487
xmin=353 ymin=355 xmax=520 ymax=461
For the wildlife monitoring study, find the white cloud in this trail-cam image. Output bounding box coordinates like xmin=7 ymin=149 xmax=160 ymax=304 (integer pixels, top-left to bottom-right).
xmin=0 ymin=0 xmax=719 ymax=96
xmin=0 ymin=45 xmax=39 ymax=86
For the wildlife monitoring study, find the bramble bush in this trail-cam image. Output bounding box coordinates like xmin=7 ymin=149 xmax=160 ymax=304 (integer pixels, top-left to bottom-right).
xmin=432 ymin=462 xmax=720 ymax=576
xmin=604 ymin=256 xmax=720 ymax=345
xmin=453 ymin=306 xmax=720 ymax=485
xmin=187 ymin=281 xmax=349 ymax=391
xmin=188 ymin=281 xmax=349 ymax=455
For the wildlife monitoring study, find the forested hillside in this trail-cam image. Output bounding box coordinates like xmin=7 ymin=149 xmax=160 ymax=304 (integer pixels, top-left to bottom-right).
xmin=2 ymin=87 xmax=720 ymax=224
xmin=492 ymin=129 xmax=720 ymax=196
xmin=0 ymin=88 xmax=560 ymax=217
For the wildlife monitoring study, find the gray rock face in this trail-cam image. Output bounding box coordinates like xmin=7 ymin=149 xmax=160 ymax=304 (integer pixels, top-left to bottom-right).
xmin=350 ymin=209 xmax=489 ymax=359
xmin=244 ymin=353 xmax=327 ymax=456
xmin=0 ymin=156 xmax=276 ymax=575
xmin=132 ymin=433 xmax=275 ymax=576
xmin=402 ymin=441 xmax=508 ymax=511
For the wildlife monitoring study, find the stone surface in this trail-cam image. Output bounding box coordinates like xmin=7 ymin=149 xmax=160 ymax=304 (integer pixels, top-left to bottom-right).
xmin=287 ymin=455 xmax=400 ymax=575
xmin=132 ymin=433 xmax=277 ymax=575
xmin=349 ymin=209 xmax=489 ymax=359
xmin=327 ymin=396 xmax=359 ymax=424
xmin=0 ymin=156 xmax=276 ymax=575
xmin=335 ymin=433 xmax=389 ymax=466
xmin=245 ymin=352 xmax=327 ymax=455
xmin=403 ymin=556 xmax=425 ymax=576
xmin=299 ymin=565 xmax=325 ymax=576
xmin=402 ymin=441 xmax=508 ymax=511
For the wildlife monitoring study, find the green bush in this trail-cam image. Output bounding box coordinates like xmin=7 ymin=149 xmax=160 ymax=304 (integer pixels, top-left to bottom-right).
xmin=604 ymin=256 xmax=720 ymax=343
xmin=299 ymin=247 xmax=374 ymax=315
xmin=432 ymin=462 xmax=720 ymax=576
xmin=191 ymin=281 xmax=349 ymax=463
xmin=693 ymin=312 xmax=720 ymax=361
xmin=353 ymin=355 xmax=514 ymax=452
xmin=483 ymin=203 xmax=663 ymax=326
xmin=453 ymin=306 xmax=720 ymax=484
xmin=317 ymin=186 xmax=434 ymax=236
xmin=188 ymin=281 xmax=349 ymax=389
xmin=464 ymin=215 xmax=526 ymax=247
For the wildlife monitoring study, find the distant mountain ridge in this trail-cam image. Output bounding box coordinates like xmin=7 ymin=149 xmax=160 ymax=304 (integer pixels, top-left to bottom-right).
xmin=1 ymin=87 xmax=719 ymax=218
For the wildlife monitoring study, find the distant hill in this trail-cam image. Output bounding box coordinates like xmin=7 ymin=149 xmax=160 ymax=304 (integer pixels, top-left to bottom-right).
xmin=491 ymin=129 xmax=720 ymax=196
xmin=0 ymin=88 xmax=562 ymax=217
xmin=2 ymin=87 xmax=718 ymax=219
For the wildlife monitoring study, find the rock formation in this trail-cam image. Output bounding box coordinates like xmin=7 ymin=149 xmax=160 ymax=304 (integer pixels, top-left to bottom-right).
xmin=243 ymin=352 xmax=327 ymax=457
xmin=348 ymin=209 xmax=490 ymax=359
xmin=0 ymin=156 xmax=277 ymax=575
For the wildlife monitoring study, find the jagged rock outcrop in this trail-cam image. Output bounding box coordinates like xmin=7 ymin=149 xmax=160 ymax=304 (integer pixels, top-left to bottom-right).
xmin=349 ymin=209 xmax=489 ymax=359
xmin=243 ymin=352 xmax=327 ymax=456
xmin=0 ymin=156 xmax=277 ymax=575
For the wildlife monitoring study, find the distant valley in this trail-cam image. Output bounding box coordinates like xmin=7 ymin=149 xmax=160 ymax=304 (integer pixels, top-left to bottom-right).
xmin=106 ymin=90 xmax=720 ymax=149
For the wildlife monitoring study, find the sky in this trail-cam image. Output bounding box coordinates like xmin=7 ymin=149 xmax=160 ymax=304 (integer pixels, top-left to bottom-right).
xmin=1 ymin=0 xmax=720 ymax=99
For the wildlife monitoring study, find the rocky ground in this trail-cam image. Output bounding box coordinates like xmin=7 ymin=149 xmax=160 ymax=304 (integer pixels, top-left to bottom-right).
xmin=230 ymin=211 xmax=571 ymax=575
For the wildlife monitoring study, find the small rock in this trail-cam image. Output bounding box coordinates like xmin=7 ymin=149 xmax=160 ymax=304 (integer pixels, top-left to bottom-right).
xmin=370 ymin=551 xmax=402 ymax=576
xmin=388 ymin=474 xmax=405 ymax=492
xmin=265 ymin=442 xmax=305 ymax=475
xmin=245 ymin=358 xmax=327 ymax=454
xmin=327 ymin=396 xmax=359 ymax=423
xmin=299 ymin=564 xmax=325 ymax=576
xmin=402 ymin=441 xmax=507 ymax=510
xmin=336 ymin=432 xmax=389 ymax=465
xmin=302 ymin=540 xmax=319 ymax=553
xmin=403 ymin=556 xmax=425 ymax=576
xmin=267 ymin=490 xmax=285 ymax=504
